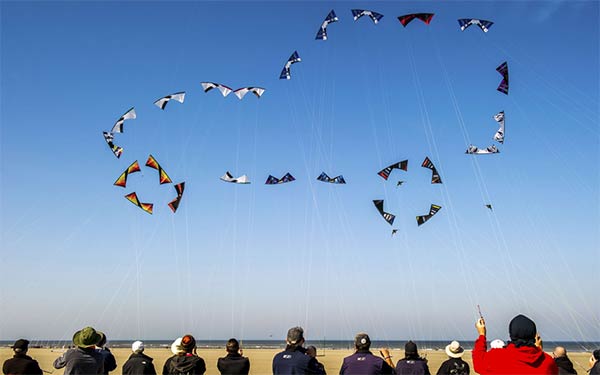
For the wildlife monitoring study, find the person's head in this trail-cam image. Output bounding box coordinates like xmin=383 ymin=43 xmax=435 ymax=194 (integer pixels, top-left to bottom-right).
xmin=405 ymin=341 xmax=419 ymax=359
xmin=553 ymin=346 xmax=566 ymax=358
xmin=72 ymin=327 xmax=103 ymax=348
xmin=590 ymin=349 xmax=600 ymax=365
xmin=181 ymin=334 xmax=196 ymax=353
xmin=490 ymin=339 xmax=505 ymax=349
xmin=132 ymin=341 xmax=144 ymax=354
xmin=96 ymin=332 xmax=107 ymax=348
xmin=354 ymin=333 xmax=371 ymax=351
xmin=11 ymin=339 xmax=29 ymax=354
xmin=286 ymin=327 xmax=305 ymax=349
xmin=445 ymin=341 xmax=464 ymax=359
xmin=508 ymin=314 xmax=537 ymax=348
xmin=226 ymin=338 xmax=240 ymax=354
xmin=306 ymin=346 xmax=317 ymax=358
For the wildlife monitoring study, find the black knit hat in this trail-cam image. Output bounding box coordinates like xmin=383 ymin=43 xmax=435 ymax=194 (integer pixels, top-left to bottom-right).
xmin=509 ymin=314 xmax=537 ymax=347
xmin=405 ymin=341 xmax=418 ymax=355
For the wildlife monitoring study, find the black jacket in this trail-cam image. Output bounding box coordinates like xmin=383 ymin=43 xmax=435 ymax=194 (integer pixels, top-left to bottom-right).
xmin=396 ymin=358 xmax=431 ymax=375
xmin=436 ymin=358 xmax=470 ymax=375
xmin=123 ymin=353 xmax=157 ymax=375
xmin=162 ymin=354 xmax=206 ymax=375
xmin=217 ymin=353 xmax=250 ymax=375
xmin=2 ymin=354 xmax=43 ymax=375
xmin=554 ymin=357 xmax=576 ymax=375
xmin=590 ymin=361 xmax=600 ymax=375
xmin=97 ymin=348 xmax=117 ymax=375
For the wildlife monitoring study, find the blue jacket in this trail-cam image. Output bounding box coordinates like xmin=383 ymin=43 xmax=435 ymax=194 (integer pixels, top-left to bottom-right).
xmin=340 ymin=350 xmax=394 ymax=375
xmin=273 ymin=348 xmax=322 ymax=375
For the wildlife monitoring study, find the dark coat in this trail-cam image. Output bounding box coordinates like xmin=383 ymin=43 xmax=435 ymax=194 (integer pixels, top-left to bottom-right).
xmin=216 ymin=353 xmax=250 ymax=375
xmin=97 ymin=348 xmax=117 ymax=375
xmin=590 ymin=361 xmax=600 ymax=375
xmin=340 ymin=350 xmax=394 ymax=375
xmin=2 ymin=354 xmax=43 ymax=375
xmin=396 ymin=358 xmax=431 ymax=375
xmin=554 ymin=357 xmax=576 ymax=375
xmin=53 ymin=347 xmax=104 ymax=375
xmin=272 ymin=347 xmax=322 ymax=375
xmin=162 ymin=354 xmax=206 ymax=375
xmin=436 ymin=358 xmax=470 ymax=375
xmin=123 ymin=353 xmax=157 ymax=375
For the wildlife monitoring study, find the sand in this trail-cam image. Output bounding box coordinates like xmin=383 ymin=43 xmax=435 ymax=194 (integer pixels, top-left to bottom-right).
xmin=0 ymin=347 xmax=593 ymax=374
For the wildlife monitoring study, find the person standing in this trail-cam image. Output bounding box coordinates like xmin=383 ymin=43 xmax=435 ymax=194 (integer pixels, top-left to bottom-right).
xmin=436 ymin=341 xmax=469 ymax=375
xmin=589 ymin=350 xmax=600 ymax=375
xmin=217 ymin=338 xmax=250 ymax=375
xmin=53 ymin=327 xmax=105 ymax=375
xmin=2 ymin=339 xmax=43 ymax=375
xmin=552 ymin=346 xmax=576 ymax=374
xmin=339 ymin=333 xmax=394 ymax=375
xmin=395 ymin=341 xmax=431 ymax=375
xmin=123 ymin=341 xmax=157 ymax=375
xmin=96 ymin=332 xmax=117 ymax=375
xmin=472 ymin=314 xmax=558 ymax=374
xmin=272 ymin=326 xmax=323 ymax=374
xmin=163 ymin=335 xmax=206 ymax=375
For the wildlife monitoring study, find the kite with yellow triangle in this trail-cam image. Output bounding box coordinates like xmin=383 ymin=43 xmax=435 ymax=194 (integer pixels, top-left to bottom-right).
xmin=124 ymin=192 xmax=153 ymax=214
xmin=145 ymin=154 xmax=172 ymax=184
xmin=114 ymin=160 xmax=141 ymax=188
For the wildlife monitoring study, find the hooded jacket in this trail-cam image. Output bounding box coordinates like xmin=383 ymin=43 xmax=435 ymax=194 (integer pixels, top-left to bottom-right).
xmin=123 ymin=352 xmax=157 ymax=375
xmin=473 ymin=335 xmax=558 ymax=375
xmin=53 ymin=347 xmax=105 ymax=375
xmin=216 ymin=353 xmax=250 ymax=375
xmin=162 ymin=354 xmax=206 ymax=375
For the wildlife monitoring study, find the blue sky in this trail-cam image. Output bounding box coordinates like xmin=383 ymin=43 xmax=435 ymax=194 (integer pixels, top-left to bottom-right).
xmin=0 ymin=1 xmax=598 ymax=343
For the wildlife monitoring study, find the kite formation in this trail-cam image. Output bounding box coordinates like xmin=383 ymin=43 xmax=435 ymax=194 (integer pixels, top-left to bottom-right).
xmin=102 ymin=8 xmax=506 ymax=227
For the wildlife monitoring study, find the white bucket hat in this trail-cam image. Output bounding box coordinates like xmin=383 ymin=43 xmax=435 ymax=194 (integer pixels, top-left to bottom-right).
xmin=132 ymin=340 xmax=144 ymax=353
xmin=445 ymin=341 xmax=465 ymax=358
xmin=171 ymin=337 xmax=184 ymax=355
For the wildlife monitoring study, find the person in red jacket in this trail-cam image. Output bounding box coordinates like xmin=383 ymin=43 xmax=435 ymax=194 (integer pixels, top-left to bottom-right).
xmin=472 ymin=314 xmax=558 ymax=375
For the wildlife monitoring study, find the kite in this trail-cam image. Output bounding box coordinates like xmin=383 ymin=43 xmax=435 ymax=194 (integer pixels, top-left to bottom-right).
xmin=125 ymin=192 xmax=153 ymax=214
xmin=493 ymin=111 xmax=505 ymax=144
xmin=496 ymin=62 xmax=509 ymax=95
xmin=168 ymin=182 xmax=185 ymax=213
xmin=391 ymin=229 xmax=398 ymax=236
xmin=398 ymin=13 xmax=434 ymax=27
xmin=416 ymin=204 xmax=441 ymax=226
xmin=485 ymin=204 xmax=493 ymax=211
xmin=373 ymin=200 xmax=395 ymax=226
xmin=466 ymin=144 xmax=500 ymax=154
xmin=145 ymin=154 xmax=172 ymax=184
xmin=265 ymin=173 xmax=295 ymax=185
xmin=200 ymin=82 xmax=233 ymax=97
xmin=316 ymin=10 xmax=339 ymax=40
xmin=154 ymin=92 xmax=185 ymax=110
xmin=397 ymin=181 xmax=405 ymax=187
xmin=111 ymin=107 xmax=136 ymax=133
xmin=421 ymin=157 xmax=442 ymax=184
xmin=280 ymin=51 xmax=302 ymax=80
xmin=317 ymin=172 xmax=346 ymax=184
xmin=351 ymin=9 xmax=384 ymax=24
xmin=114 ymin=160 xmax=141 ymax=188
xmin=458 ymin=18 xmax=494 ymax=33
xmin=103 ymin=132 xmax=123 ymax=159
xmin=233 ymin=87 xmax=265 ymax=100
xmin=220 ymin=171 xmax=251 ymax=184
xmin=378 ymin=160 xmax=408 ymax=180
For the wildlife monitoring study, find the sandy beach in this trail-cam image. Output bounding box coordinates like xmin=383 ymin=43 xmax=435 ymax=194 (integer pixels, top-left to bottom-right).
xmin=0 ymin=347 xmax=594 ymax=375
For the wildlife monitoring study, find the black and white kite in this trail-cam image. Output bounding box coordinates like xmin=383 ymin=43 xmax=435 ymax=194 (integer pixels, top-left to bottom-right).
xmin=111 ymin=107 xmax=136 ymax=133
xmin=378 ymin=160 xmax=408 ymax=180
xmin=458 ymin=18 xmax=494 ymax=33
xmin=397 ymin=181 xmax=405 ymax=187
xmin=493 ymin=111 xmax=505 ymax=144
xmin=154 ymin=92 xmax=185 ymax=110
xmin=234 ymin=87 xmax=265 ymax=100
xmin=398 ymin=13 xmax=434 ymax=27
xmin=485 ymin=204 xmax=493 ymax=211
xmin=103 ymin=132 xmax=123 ymax=159
xmin=373 ymin=200 xmax=395 ymax=226
xmin=416 ymin=204 xmax=442 ymax=226
xmin=265 ymin=173 xmax=295 ymax=185
xmin=466 ymin=144 xmax=500 ymax=154
xmin=220 ymin=171 xmax=250 ymax=184
xmin=316 ymin=10 xmax=339 ymax=40
xmin=421 ymin=157 xmax=442 ymax=184
xmin=352 ymin=9 xmax=384 ymax=24
xmin=201 ymin=82 xmax=233 ymax=97
xmin=496 ymin=62 xmax=509 ymax=95
xmin=280 ymin=51 xmax=301 ymax=80
xmin=317 ymin=172 xmax=346 ymax=184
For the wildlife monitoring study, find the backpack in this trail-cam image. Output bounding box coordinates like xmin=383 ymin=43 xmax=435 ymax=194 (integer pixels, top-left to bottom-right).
xmin=448 ymin=361 xmax=468 ymax=375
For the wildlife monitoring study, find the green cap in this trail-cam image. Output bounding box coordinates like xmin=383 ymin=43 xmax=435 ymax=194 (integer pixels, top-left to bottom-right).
xmin=72 ymin=327 xmax=102 ymax=348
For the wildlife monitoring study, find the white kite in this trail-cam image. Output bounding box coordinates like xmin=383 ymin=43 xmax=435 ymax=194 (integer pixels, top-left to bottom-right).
xmin=201 ymin=82 xmax=233 ymax=97
xmin=154 ymin=92 xmax=185 ymax=110
xmin=220 ymin=171 xmax=251 ymax=184
xmin=111 ymin=107 xmax=136 ymax=133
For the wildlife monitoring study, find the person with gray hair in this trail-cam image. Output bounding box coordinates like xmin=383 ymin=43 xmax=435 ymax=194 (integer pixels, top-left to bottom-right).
xmin=272 ymin=326 xmax=324 ymax=374
xmin=122 ymin=341 xmax=157 ymax=375
xmin=552 ymin=346 xmax=576 ymax=374
xmin=2 ymin=339 xmax=43 ymax=375
xmin=339 ymin=333 xmax=394 ymax=375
